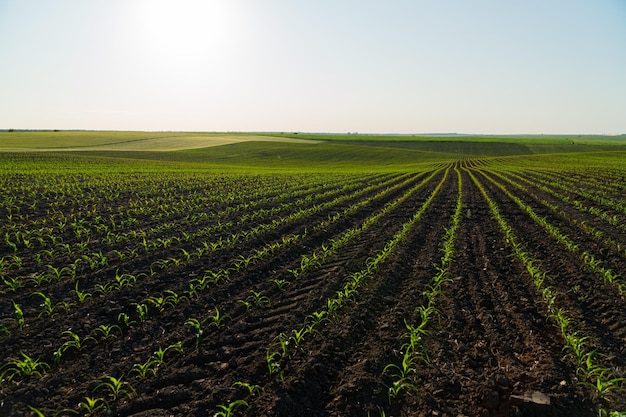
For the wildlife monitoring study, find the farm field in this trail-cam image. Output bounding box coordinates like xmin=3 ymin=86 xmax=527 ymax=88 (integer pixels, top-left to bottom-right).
xmin=1 ymin=133 xmax=626 ymax=417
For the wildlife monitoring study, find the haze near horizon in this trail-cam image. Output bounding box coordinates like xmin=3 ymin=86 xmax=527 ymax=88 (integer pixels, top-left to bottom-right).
xmin=1 ymin=0 xmax=625 ymax=134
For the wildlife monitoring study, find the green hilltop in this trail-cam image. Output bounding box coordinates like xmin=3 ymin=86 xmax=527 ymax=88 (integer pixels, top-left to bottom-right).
xmin=1 ymin=131 xmax=625 ymax=173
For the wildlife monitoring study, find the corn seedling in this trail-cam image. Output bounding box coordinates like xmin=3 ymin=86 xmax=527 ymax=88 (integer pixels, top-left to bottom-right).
xmin=272 ymin=278 xmax=288 ymax=291
xmin=146 ymin=296 xmax=167 ymax=312
xmin=96 ymin=375 xmax=135 ymax=399
xmin=213 ymin=400 xmax=248 ymax=417
xmin=563 ymin=333 xmax=589 ymax=368
xmin=27 ymin=406 xmax=47 ymax=417
xmin=77 ymin=396 xmax=109 ymax=416
xmin=386 ymin=377 xmax=419 ymax=403
xmin=0 ymin=352 xmax=50 ymax=382
xmin=247 ymin=289 xmax=270 ymax=307
xmin=185 ymin=318 xmax=204 ymax=349
xmin=206 ymin=307 xmax=230 ymax=328
xmin=383 ymin=351 xmax=418 ymax=380
xmin=134 ymin=303 xmax=149 ymax=322
xmin=163 ymin=289 xmax=186 ymax=307
xmin=117 ymin=312 xmax=135 ymax=328
xmin=152 ymin=342 xmax=183 ymax=368
xmin=237 ymin=299 xmax=252 ymax=311
xmin=232 ymin=381 xmax=263 ymax=396
xmin=291 ymin=327 xmax=308 ymax=347
xmin=72 ymin=281 xmax=92 ymax=303
xmin=2 ymin=276 xmax=20 ymax=292
xmin=580 ymin=369 xmax=626 ymax=398
xmin=131 ymin=359 xmax=157 ymax=379
xmin=94 ymin=282 xmax=115 ymax=297
xmin=13 ymin=302 xmax=25 ymax=331
xmin=32 ymin=292 xmax=67 ymax=316
xmin=578 ymin=350 xmax=606 ymax=380
xmin=54 ymin=330 xmax=96 ymax=364
xmin=266 ymin=348 xmax=282 ymax=376
xmin=305 ymin=310 xmax=328 ymax=327
xmin=93 ymin=324 xmax=121 ymax=341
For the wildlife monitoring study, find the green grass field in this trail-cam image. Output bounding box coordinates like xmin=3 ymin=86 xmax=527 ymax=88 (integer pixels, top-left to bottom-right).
xmin=1 ymin=131 xmax=625 ymax=173
xmin=0 ymin=131 xmax=318 ymax=151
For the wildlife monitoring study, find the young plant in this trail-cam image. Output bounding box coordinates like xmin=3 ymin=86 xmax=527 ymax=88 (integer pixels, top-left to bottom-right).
xmin=386 ymin=377 xmax=419 ymax=403
xmin=232 ymin=381 xmax=263 ymax=396
xmin=237 ymin=299 xmax=252 ymax=311
xmin=214 ymin=400 xmax=248 ymax=417
xmin=134 ymin=303 xmax=149 ymax=322
xmin=72 ymin=281 xmax=92 ymax=303
xmin=163 ymin=289 xmax=186 ymax=307
xmin=2 ymin=276 xmax=20 ymax=292
xmin=94 ymin=282 xmax=115 ymax=297
xmin=96 ymin=375 xmax=135 ymax=400
xmin=131 ymin=359 xmax=157 ymax=379
xmin=77 ymin=396 xmax=109 ymax=416
xmin=580 ymin=369 xmax=626 ymax=398
xmin=13 ymin=302 xmax=25 ymax=331
xmin=146 ymin=296 xmax=167 ymax=312
xmin=0 ymin=352 xmax=50 ymax=382
xmin=247 ymin=289 xmax=270 ymax=307
xmin=54 ymin=330 xmax=96 ymax=364
xmin=93 ymin=324 xmax=122 ymax=341
xmin=152 ymin=342 xmax=183 ymax=369
xmin=32 ymin=292 xmax=57 ymax=316
xmin=272 ymin=279 xmax=288 ymax=291
xmin=206 ymin=307 xmax=230 ymax=328
xmin=117 ymin=312 xmax=135 ymax=328
xmin=185 ymin=318 xmax=203 ymax=350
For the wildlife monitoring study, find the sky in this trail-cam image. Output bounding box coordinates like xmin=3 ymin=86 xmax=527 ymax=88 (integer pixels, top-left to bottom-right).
xmin=1 ymin=0 xmax=625 ymax=134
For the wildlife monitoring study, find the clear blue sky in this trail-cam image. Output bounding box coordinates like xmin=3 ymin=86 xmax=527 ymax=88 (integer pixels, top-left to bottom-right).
xmin=1 ymin=0 xmax=625 ymax=134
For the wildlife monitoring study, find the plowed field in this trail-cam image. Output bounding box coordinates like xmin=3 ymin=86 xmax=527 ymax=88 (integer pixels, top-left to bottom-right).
xmin=1 ymin=159 xmax=625 ymax=417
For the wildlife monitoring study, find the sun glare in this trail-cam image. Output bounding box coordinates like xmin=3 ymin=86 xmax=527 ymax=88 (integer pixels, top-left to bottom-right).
xmin=127 ymin=0 xmax=236 ymax=60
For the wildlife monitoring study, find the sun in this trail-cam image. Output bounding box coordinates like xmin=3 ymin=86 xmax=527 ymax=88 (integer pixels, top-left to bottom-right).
xmin=126 ymin=0 xmax=236 ymax=60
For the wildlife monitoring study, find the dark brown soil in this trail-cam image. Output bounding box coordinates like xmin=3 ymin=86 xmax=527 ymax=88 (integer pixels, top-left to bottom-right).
xmin=1 ymin=166 xmax=624 ymax=417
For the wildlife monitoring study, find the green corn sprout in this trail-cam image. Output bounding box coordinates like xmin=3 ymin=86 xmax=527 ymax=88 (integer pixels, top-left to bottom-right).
xmin=163 ymin=289 xmax=186 ymax=307
xmin=2 ymin=276 xmax=20 ymax=292
xmin=134 ymin=303 xmax=149 ymax=322
xmin=213 ymin=400 xmax=248 ymax=417
xmin=386 ymin=377 xmax=419 ymax=403
xmin=27 ymin=406 xmax=46 ymax=417
xmin=72 ymin=281 xmax=92 ymax=303
xmin=77 ymin=396 xmax=109 ymax=416
xmin=152 ymin=342 xmax=183 ymax=368
xmin=93 ymin=324 xmax=121 ymax=341
xmin=131 ymin=359 xmax=157 ymax=379
xmin=185 ymin=318 xmax=203 ymax=349
xmin=232 ymin=381 xmax=263 ymax=396
xmin=94 ymin=282 xmax=115 ymax=297
xmin=206 ymin=307 xmax=230 ymax=328
xmin=291 ymin=328 xmax=307 ymax=347
xmin=32 ymin=292 xmax=57 ymax=316
xmin=0 ymin=352 xmax=50 ymax=382
xmin=96 ymin=375 xmax=135 ymax=399
xmin=117 ymin=312 xmax=135 ymax=328
xmin=580 ymin=369 xmax=626 ymax=398
xmin=247 ymin=289 xmax=270 ymax=306
xmin=146 ymin=296 xmax=167 ymax=312
xmin=54 ymin=330 xmax=96 ymax=363
xmin=272 ymin=279 xmax=288 ymax=290
xmin=13 ymin=302 xmax=25 ymax=331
